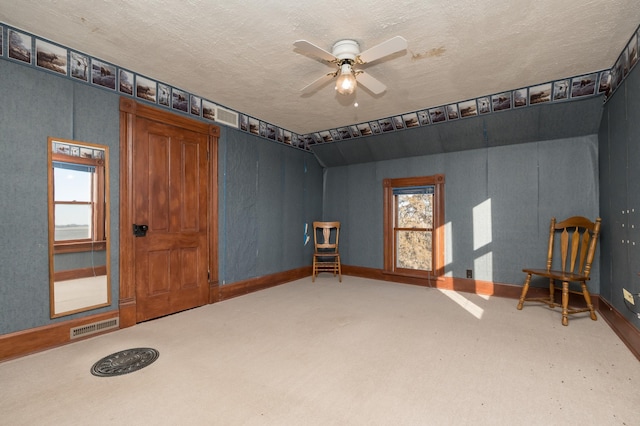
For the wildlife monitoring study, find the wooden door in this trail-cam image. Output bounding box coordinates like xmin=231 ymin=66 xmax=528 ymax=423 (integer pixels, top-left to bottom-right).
xmin=133 ymin=117 xmax=209 ymax=322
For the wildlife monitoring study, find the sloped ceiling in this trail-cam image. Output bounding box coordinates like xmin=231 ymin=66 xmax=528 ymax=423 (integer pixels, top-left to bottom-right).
xmin=311 ymin=95 xmax=604 ymax=167
xmin=1 ymin=0 xmax=639 ymax=139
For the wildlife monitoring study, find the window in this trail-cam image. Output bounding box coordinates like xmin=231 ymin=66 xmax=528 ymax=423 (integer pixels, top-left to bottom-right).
xmin=51 ymin=152 xmax=106 ymax=253
xmin=383 ymin=175 xmax=444 ymax=279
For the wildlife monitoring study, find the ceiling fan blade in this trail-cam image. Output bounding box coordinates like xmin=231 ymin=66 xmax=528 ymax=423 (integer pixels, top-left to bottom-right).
xmin=357 ymin=36 xmax=408 ymax=64
xmin=294 ymin=40 xmax=337 ymax=63
xmin=356 ymin=72 xmax=387 ymax=95
xmin=300 ymin=73 xmax=336 ymax=94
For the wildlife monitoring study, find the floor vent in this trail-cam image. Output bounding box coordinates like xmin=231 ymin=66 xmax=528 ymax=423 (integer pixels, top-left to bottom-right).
xmin=70 ymin=317 xmax=119 ymax=339
xmin=215 ymin=106 xmax=239 ymax=128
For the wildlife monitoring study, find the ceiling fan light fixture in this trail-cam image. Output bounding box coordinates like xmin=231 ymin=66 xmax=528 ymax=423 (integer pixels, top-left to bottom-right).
xmin=296 ymin=36 xmax=406 ymax=96
xmin=335 ymin=62 xmax=357 ymax=95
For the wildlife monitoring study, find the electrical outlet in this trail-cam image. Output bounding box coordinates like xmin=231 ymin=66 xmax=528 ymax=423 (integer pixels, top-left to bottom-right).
xmin=623 ymin=288 xmax=635 ymax=305
xmin=466 ymin=269 xmax=473 ymax=279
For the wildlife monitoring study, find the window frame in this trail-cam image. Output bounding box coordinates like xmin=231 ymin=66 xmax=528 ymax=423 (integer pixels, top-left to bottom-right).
xmin=51 ymin=152 xmax=107 ymax=254
xmin=383 ymin=174 xmax=445 ymax=280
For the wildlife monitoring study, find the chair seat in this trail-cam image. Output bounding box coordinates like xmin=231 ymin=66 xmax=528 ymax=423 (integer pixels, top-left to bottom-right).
xmin=315 ymin=253 xmax=339 ymax=260
xmin=522 ymin=268 xmax=590 ymax=283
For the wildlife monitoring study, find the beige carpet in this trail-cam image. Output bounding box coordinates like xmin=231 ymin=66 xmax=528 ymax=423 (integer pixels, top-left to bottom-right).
xmin=1 ymin=276 xmax=639 ymax=425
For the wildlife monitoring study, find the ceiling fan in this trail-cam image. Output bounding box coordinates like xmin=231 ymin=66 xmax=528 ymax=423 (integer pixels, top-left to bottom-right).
xmin=293 ymin=36 xmax=408 ymax=96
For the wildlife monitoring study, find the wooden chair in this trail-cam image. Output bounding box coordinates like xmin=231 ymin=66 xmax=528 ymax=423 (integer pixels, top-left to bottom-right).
xmin=312 ymin=221 xmax=341 ymax=282
xmin=517 ymin=216 xmax=601 ymax=326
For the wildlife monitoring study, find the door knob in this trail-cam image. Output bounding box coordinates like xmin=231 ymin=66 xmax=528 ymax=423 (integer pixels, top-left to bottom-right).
xmin=133 ymin=224 xmax=148 ymax=237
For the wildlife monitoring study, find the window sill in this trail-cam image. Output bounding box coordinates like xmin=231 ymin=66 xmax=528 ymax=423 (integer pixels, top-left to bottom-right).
xmin=54 ymin=241 xmax=107 ymax=254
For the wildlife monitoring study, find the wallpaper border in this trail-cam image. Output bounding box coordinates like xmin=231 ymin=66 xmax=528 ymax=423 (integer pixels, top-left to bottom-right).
xmin=1 ymin=22 xmax=638 ymax=152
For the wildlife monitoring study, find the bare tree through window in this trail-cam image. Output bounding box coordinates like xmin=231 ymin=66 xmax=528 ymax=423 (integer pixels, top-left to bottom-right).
xmin=396 ymin=192 xmax=433 ymax=270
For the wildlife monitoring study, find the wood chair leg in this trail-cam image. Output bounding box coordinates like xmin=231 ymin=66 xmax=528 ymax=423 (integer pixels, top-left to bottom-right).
xmin=581 ymin=281 xmax=598 ymax=321
xmin=548 ymin=279 xmax=556 ymax=307
xmin=517 ymin=273 xmax=532 ymax=310
xmin=561 ymin=281 xmax=569 ymax=326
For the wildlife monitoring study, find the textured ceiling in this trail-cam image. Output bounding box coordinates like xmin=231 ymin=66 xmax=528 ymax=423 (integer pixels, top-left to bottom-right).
xmin=1 ymin=1 xmax=639 ymax=135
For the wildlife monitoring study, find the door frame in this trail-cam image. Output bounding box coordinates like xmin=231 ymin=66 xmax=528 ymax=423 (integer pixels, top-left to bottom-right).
xmin=118 ymin=97 xmax=220 ymax=328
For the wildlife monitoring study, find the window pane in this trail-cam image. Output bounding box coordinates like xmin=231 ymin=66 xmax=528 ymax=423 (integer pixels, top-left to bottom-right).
xmin=396 ymin=230 xmax=432 ymax=271
xmin=55 ymin=204 xmax=92 ymax=240
xmin=397 ymin=193 xmax=433 ymax=228
xmin=54 ymin=166 xmax=92 ymax=202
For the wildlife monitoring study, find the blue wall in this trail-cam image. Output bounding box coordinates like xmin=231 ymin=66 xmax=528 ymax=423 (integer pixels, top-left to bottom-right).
xmin=599 ymin=60 xmax=640 ymax=328
xmin=0 ymin=60 xmax=120 ymax=333
xmin=0 ymin=58 xmax=323 ymax=334
xmin=323 ymin=135 xmax=600 ymax=286
xmin=219 ymin=127 xmax=322 ymax=283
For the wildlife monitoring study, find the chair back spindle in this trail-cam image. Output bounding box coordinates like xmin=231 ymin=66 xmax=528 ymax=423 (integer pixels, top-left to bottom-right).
xmin=552 ymin=216 xmax=600 ymax=278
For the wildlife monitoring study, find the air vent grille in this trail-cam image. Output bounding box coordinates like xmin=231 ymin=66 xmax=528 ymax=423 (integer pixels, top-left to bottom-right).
xmin=215 ymin=106 xmax=239 ymax=128
xmin=70 ymin=317 xmax=119 ymax=339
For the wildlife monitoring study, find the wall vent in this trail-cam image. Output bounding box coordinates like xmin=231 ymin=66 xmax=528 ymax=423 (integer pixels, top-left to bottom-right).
xmin=70 ymin=317 xmax=119 ymax=339
xmin=215 ymin=106 xmax=239 ymax=128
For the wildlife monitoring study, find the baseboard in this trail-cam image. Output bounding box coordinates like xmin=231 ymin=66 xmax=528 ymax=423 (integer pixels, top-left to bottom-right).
xmin=5 ymin=266 xmax=638 ymax=363
xmin=215 ymin=266 xmax=312 ymax=302
xmin=0 ymin=267 xmax=309 ymax=361
xmin=598 ymin=298 xmax=640 ymax=361
xmin=342 ymin=264 xmax=551 ymax=299
xmin=0 ymin=310 xmax=119 ymax=362
xmin=54 ymin=265 xmax=108 ymax=282
xmin=217 ymin=265 xmax=529 ymax=301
